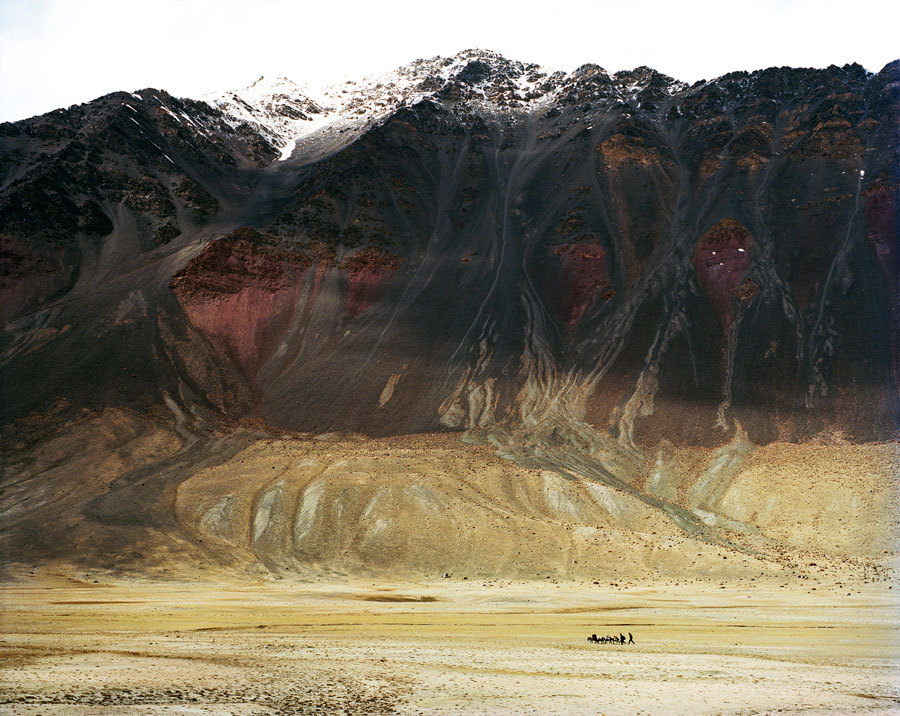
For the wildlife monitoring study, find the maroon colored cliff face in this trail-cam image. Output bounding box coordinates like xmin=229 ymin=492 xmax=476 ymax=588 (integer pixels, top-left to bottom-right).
xmin=170 ymin=229 xmax=310 ymax=378
xmin=340 ymin=248 xmax=403 ymax=318
xmin=553 ymin=242 xmax=615 ymax=332
xmin=693 ymin=218 xmax=754 ymax=326
xmin=864 ymin=185 xmax=899 ymax=286
xmin=864 ymin=185 xmax=900 ymax=395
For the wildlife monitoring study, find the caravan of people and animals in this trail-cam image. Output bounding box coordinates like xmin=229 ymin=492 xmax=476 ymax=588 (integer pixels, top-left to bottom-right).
xmin=588 ymin=632 xmax=635 ymax=645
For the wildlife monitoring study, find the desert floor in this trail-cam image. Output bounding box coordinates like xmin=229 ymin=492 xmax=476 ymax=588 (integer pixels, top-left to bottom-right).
xmin=1 ymin=575 xmax=898 ymax=715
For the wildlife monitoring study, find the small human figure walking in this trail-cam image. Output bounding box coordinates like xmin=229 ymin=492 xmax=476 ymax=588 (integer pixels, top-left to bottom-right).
xmin=628 ymin=632 xmax=634 ymax=644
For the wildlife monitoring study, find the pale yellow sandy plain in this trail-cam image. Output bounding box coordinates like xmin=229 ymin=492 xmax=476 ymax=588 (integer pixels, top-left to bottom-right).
xmin=1 ymin=576 xmax=898 ymax=715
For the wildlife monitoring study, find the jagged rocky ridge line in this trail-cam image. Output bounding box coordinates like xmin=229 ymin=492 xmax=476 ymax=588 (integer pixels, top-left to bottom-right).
xmin=1 ymin=50 xmax=898 ymax=544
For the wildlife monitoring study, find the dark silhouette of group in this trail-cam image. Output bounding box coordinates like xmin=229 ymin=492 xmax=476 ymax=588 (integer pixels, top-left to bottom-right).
xmin=588 ymin=632 xmax=634 ymax=645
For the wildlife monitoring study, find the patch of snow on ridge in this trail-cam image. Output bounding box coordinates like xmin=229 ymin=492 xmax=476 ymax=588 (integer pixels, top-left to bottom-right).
xmin=159 ymin=104 xmax=182 ymax=123
xmin=278 ymin=139 xmax=296 ymax=161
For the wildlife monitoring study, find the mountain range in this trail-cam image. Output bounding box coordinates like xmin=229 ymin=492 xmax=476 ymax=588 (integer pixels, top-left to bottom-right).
xmin=3 ymin=49 xmax=896 ymax=449
xmin=1 ymin=50 xmax=898 ymax=577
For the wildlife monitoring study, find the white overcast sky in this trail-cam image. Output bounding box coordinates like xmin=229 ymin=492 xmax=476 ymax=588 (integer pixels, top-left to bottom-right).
xmin=1 ymin=0 xmax=898 ymax=122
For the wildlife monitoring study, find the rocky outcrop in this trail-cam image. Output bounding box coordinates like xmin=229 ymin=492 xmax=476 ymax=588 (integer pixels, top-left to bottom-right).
xmin=170 ymin=228 xmax=311 ymax=377
xmin=553 ymin=242 xmax=614 ymax=332
xmin=693 ymin=218 xmax=754 ymax=326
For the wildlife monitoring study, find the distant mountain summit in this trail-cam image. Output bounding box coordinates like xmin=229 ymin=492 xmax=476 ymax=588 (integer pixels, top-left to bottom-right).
xmin=204 ymin=75 xmax=327 ymax=159
xmin=2 ymin=52 xmax=898 ymax=454
xmin=200 ymin=50 xmax=691 ymax=161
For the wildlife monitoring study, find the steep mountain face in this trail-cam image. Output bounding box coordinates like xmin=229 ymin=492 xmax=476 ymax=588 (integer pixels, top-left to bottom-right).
xmin=2 ymin=51 xmax=898 ymax=472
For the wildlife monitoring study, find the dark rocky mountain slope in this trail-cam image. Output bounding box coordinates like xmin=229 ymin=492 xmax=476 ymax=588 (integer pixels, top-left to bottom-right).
xmin=2 ymin=51 xmax=897 ymax=459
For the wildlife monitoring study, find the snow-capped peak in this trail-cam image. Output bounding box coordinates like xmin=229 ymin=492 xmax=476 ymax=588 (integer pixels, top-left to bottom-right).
xmin=203 ymin=75 xmax=328 ymax=159
xmin=198 ymin=50 xmax=690 ymax=162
